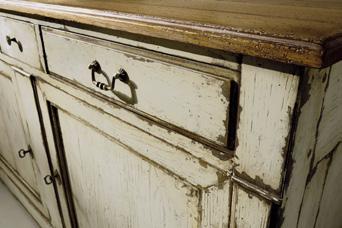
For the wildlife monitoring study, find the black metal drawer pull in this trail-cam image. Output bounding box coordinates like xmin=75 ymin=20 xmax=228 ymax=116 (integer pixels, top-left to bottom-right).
xmin=88 ymin=60 xmax=129 ymax=91
xmin=44 ymin=170 xmax=60 ymax=185
xmin=6 ymin=35 xmax=23 ymax=52
xmin=18 ymin=148 xmax=32 ymax=158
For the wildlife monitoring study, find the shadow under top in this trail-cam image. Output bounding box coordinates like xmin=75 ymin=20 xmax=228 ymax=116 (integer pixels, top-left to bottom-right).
xmin=1 ymin=0 xmax=342 ymax=68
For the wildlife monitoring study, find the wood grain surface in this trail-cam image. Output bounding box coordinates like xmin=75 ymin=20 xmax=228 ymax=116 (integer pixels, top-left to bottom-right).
xmin=0 ymin=0 xmax=342 ymax=67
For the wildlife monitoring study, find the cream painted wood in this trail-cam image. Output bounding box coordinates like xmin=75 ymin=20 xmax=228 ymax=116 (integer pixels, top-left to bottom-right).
xmin=0 ymin=16 xmax=41 ymax=69
xmin=230 ymin=184 xmax=271 ymax=228
xmin=235 ymin=58 xmax=300 ymax=192
xmin=281 ymin=61 xmax=342 ymax=228
xmin=0 ymin=60 xmax=39 ymax=196
xmin=3 ymin=10 xmax=342 ymax=228
xmin=36 ymin=79 xmax=232 ymax=228
xmin=314 ymin=62 xmax=342 ymax=166
xmin=60 ymin=111 xmax=200 ymax=228
xmin=38 ymin=80 xmax=225 ymax=187
xmin=41 ymin=27 xmax=238 ymax=148
xmin=0 ymin=60 xmax=62 ymax=228
xmin=314 ymin=143 xmax=342 ymax=228
xmin=0 ymin=50 xmax=234 ymax=173
xmin=297 ymin=157 xmax=330 ymax=228
xmin=279 ymin=67 xmax=329 ymax=228
xmin=12 ymin=68 xmax=65 ymax=228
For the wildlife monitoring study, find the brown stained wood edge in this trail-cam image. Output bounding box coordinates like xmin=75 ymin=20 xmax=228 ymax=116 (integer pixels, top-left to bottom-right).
xmin=0 ymin=0 xmax=341 ymax=68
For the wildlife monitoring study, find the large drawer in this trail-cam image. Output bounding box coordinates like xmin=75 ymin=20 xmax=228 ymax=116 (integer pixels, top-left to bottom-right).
xmin=42 ymin=27 xmax=239 ymax=149
xmin=0 ymin=16 xmax=41 ymax=68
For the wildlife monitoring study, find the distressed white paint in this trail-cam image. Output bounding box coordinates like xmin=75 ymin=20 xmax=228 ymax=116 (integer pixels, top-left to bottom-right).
xmin=280 ymin=67 xmax=329 ymax=228
xmin=4 ymin=12 xmax=340 ymax=228
xmin=315 ymin=143 xmax=342 ymax=228
xmin=0 ymin=51 xmax=235 ymax=173
xmin=0 ymin=16 xmax=41 ymax=68
xmin=314 ymin=61 xmax=342 ymax=165
xmin=281 ymin=61 xmax=342 ymax=228
xmin=12 ymin=69 xmax=65 ymax=228
xmin=37 ymin=79 xmax=232 ymax=228
xmin=236 ymin=57 xmax=300 ymax=191
xmin=42 ymin=28 xmax=237 ymax=147
xmin=60 ymin=111 xmax=200 ymax=228
xmin=230 ymin=184 xmax=271 ymax=228
xmin=0 ymin=61 xmax=38 ymax=194
xmin=297 ymin=158 xmax=330 ymax=228
xmin=0 ymin=60 xmax=62 ymax=228
xmin=38 ymin=80 xmax=223 ymax=187
xmin=201 ymin=182 xmax=231 ymax=228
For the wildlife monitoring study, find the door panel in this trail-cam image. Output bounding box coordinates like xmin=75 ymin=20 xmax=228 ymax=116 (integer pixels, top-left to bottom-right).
xmin=0 ymin=64 xmax=38 ymax=194
xmin=0 ymin=62 xmax=63 ymax=227
xmin=37 ymin=79 xmax=232 ymax=228
xmin=58 ymin=110 xmax=199 ymax=228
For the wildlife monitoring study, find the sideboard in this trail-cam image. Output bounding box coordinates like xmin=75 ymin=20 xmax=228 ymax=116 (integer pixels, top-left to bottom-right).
xmin=0 ymin=1 xmax=341 ymax=227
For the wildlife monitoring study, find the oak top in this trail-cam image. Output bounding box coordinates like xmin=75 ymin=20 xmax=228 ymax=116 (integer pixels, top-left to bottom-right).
xmin=1 ymin=0 xmax=342 ymax=68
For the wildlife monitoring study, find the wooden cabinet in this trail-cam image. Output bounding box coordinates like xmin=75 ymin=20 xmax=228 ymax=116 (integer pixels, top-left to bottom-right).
xmin=0 ymin=1 xmax=342 ymax=228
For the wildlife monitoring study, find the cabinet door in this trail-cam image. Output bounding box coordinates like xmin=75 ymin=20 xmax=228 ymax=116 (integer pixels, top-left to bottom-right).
xmin=37 ymin=79 xmax=232 ymax=228
xmin=0 ymin=61 xmax=38 ymax=194
xmin=0 ymin=61 xmax=62 ymax=227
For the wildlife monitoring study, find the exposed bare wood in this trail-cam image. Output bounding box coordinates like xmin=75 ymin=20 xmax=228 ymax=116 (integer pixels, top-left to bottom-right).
xmin=1 ymin=0 xmax=342 ymax=67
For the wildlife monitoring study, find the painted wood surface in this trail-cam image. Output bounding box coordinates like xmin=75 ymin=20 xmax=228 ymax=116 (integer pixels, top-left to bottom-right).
xmin=279 ymin=67 xmax=329 ymax=228
xmin=60 ymin=111 xmax=200 ymax=228
xmin=42 ymin=27 xmax=238 ymax=148
xmin=37 ymin=79 xmax=232 ymax=228
xmin=314 ymin=143 xmax=342 ymax=228
xmin=12 ymin=68 xmax=65 ymax=228
xmin=230 ymin=184 xmax=271 ymax=228
xmin=0 ymin=51 xmax=234 ymax=177
xmin=281 ymin=60 xmax=342 ymax=228
xmin=235 ymin=57 xmax=300 ymax=192
xmin=0 ymin=16 xmax=41 ymax=69
xmin=0 ymin=61 xmax=39 ymax=195
xmin=1 ymin=0 xmax=342 ymax=67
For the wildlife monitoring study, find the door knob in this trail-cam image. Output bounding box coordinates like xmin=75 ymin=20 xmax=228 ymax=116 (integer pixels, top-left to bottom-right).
xmin=44 ymin=170 xmax=61 ymax=185
xmin=18 ymin=148 xmax=32 ymax=158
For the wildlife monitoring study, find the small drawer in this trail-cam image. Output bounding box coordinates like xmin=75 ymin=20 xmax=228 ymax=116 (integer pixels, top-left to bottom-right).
xmin=0 ymin=17 xmax=41 ymax=68
xmin=42 ymin=27 xmax=239 ymax=149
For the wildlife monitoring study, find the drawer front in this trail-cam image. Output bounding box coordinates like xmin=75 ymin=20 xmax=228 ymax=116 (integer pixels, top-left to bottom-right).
xmin=0 ymin=17 xmax=41 ymax=68
xmin=42 ymin=27 xmax=239 ymax=148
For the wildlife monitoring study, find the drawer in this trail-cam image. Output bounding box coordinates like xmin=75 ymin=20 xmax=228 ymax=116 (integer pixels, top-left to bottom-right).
xmin=42 ymin=27 xmax=239 ymax=149
xmin=0 ymin=17 xmax=41 ymax=68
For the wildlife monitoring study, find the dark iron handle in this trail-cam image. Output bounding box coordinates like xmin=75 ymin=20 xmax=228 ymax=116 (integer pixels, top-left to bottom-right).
xmin=18 ymin=148 xmax=32 ymax=158
xmin=112 ymin=68 xmax=130 ymax=90
xmin=88 ymin=60 xmax=111 ymax=91
xmin=88 ymin=60 xmax=129 ymax=91
xmin=6 ymin=35 xmax=23 ymax=52
xmin=44 ymin=170 xmax=60 ymax=185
